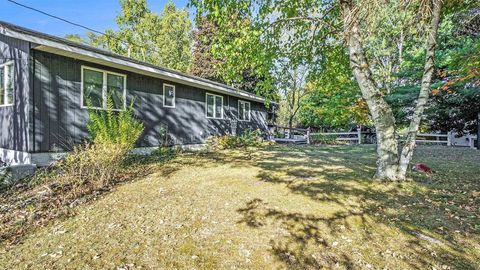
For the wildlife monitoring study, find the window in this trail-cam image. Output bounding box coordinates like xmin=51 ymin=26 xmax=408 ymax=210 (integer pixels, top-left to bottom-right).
xmin=81 ymin=66 xmax=126 ymax=110
xmin=238 ymin=100 xmax=251 ymax=121
xmin=206 ymin=93 xmax=223 ymax=119
xmin=0 ymin=62 xmax=14 ymax=106
xmin=163 ymin=84 xmax=175 ymax=108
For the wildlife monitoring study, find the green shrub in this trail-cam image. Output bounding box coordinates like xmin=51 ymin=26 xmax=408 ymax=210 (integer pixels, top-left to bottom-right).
xmin=240 ymin=129 xmax=263 ymax=147
xmin=58 ymin=99 xmax=144 ymax=194
xmin=207 ymin=135 xmax=240 ymax=150
xmin=151 ymin=146 xmax=178 ymax=159
xmin=207 ymin=129 xmax=265 ymax=150
xmin=87 ymin=99 xmax=144 ymax=148
xmin=0 ymin=101 xmax=149 ymax=244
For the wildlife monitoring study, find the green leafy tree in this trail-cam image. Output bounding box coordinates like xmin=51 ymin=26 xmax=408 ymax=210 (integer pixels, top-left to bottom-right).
xmin=387 ymin=9 xmax=480 ymax=133
xmin=91 ymin=0 xmax=192 ymax=72
xmin=299 ymin=46 xmax=368 ymax=129
xmin=274 ymin=61 xmax=310 ymax=128
xmin=191 ymin=16 xmax=225 ymax=83
xmin=427 ymin=12 xmax=480 ymax=136
xmin=155 ymin=2 xmax=193 ymax=72
xmin=191 ymin=15 xmax=277 ymax=96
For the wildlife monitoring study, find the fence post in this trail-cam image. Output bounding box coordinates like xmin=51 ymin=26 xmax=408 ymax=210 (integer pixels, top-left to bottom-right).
xmin=469 ymin=135 xmax=475 ymax=149
xmin=306 ymin=127 xmax=311 ymax=145
xmin=357 ymin=126 xmax=362 ymax=145
xmin=447 ymin=131 xmax=451 ymax=146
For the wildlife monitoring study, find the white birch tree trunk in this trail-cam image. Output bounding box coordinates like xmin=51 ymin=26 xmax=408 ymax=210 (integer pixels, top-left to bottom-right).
xmin=341 ymin=1 xmax=401 ymax=180
xmin=398 ymin=0 xmax=443 ymax=178
xmin=341 ymin=0 xmax=443 ymax=181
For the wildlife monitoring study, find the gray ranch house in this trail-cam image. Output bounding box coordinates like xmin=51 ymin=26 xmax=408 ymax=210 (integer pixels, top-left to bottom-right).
xmin=0 ymin=21 xmax=272 ymax=166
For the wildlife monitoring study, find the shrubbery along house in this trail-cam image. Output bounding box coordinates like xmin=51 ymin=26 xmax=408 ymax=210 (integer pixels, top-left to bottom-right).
xmin=0 ymin=21 xmax=272 ymax=166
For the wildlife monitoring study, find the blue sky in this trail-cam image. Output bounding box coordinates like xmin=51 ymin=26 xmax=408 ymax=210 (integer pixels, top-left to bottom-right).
xmin=0 ymin=0 xmax=193 ymax=37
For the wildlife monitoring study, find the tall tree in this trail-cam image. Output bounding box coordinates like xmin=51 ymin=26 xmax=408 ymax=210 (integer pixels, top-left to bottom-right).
xmin=426 ymin=10 xmax=480 ymax=138
xmin=155 ymin=1 xmax=193 ymax=72
xmin=191 ymin=16 xmax=225 ymax=83
xmin=341 ymin=0 xmax=443 ymax=179
xmin=299 ymin=45 xmax=368 ymax=129
xmin=274 ymin=61 xmax=309 ymax=128
xmin=92 ymin=0 xmax=192 ymax=72
xmin=191 ymin=15 xmax=277 ymax=96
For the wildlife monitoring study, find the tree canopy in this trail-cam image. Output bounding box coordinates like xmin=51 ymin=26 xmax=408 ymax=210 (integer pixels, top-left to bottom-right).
xmin=91 ymin=0 xmax=193 ymax=72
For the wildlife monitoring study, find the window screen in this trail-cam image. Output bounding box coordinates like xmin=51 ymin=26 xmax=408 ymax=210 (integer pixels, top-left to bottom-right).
xmin=83 ymin=68 xmax=104 ymax=108
xmin=238 ymin=100 xmax=251 ymax=121
xmin=0 ymin=63 xmax=14 ymax=106
xmin=163 ymin=84 xmax=175 ymax=107
xmin=206 ymin=93 xmax=223 ymax=119
xmin=82 ymin=67 xmax=126 ymax=110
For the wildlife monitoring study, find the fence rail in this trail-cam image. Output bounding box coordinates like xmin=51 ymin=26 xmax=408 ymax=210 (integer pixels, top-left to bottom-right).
xmin=310 ymin=130 xmax=365 ymax=144
xmin=414 ymin=133 xmax=451 ymax=146
xmin=270 ymin=126 xmax=477 ymax=149
xmin=309 ymin=131 xmax=477 ymax=148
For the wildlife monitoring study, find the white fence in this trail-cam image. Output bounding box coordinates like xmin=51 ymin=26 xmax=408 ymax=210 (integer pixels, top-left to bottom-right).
xmin=415 ymin=133 xmax=451 ymax=146
xmin=309 ymin=131 xmax=478 ymax=148
xmin=310 ymin=131 xmax=362 ymax=143
xmin=409 ymin=132 xmax=477 ymax=148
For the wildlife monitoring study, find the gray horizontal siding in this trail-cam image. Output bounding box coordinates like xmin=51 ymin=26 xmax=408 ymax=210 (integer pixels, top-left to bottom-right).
xmin=33 ymin=51 xmax=268 ymax=152
xmin=0 ymin=35 xmax=30 ymax=152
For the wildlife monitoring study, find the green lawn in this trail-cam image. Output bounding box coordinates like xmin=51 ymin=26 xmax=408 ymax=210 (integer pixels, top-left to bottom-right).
xmin=1 ymin=145 xmax=479 ymax=269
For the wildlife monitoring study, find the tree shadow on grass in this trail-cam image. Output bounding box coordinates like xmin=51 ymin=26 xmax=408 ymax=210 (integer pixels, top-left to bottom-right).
xmin=238 ymin=198 xmax=360 ymax=269
xmin=237 ymin=145 xmax=479 ymax=269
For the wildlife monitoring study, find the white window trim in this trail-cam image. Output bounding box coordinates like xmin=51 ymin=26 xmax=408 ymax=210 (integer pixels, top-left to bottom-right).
xmin=205 ymin=92 xmax=224 ymax=119
xmin=163 ymin=83 xmax=176 ymax=108
xmin=0 ymin=61 xmax=14 ymax=107
xmin=238 ymin=100 xmax=251 ymax=121
xmin=80 ymin=65 xmax=127 ymax=111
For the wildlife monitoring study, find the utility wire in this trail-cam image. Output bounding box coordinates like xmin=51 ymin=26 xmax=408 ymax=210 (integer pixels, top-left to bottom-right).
xmin=6 ymin=0 xmax=158 ymax=59
xmin=6 ymin=0 xmax=105 ymax=36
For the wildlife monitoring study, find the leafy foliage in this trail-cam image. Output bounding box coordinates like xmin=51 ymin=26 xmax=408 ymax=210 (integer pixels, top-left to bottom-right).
xmin=428 ymin=84 xmax=480 ymax=135
xmin=274 ymin=61 xmax=310 ymax=128
xmin=87 ymin=99 xmax=144 ymax=148
xmin=387 ymin=11 xmax=480 ymax=133
xmin=298 ymin=46 xmax=369 ymax=128
xmin=0 ymin=167 xmax=12 ymax=190
xmin=64 ymin=34 xmax=84 ymax=43
xmin=58 ymin=98 xmax=145 ymax=190
xmin=207 ymin=129 xmax=266 ymax=150
xmin=89 ymin=0 xmax=192 ymax=72
xmin=190 ymin=16 xmax=225 ymax=83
